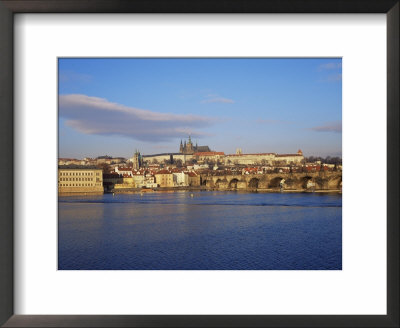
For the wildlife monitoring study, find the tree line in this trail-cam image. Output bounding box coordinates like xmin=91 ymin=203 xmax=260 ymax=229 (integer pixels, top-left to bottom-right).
xmin=305 ymin=156 xmax=342 ymax=165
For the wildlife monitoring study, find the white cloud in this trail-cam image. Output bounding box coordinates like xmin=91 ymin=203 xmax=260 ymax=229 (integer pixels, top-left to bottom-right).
xmin=326 ymin=73 xmax=342 ymax=81
xmin=201 ymin=94 xmax=234 ymax=104
xmin=317 ymin=62 xmax=342 ymax=82
xmin=318 ymin=62 xmax=342 ymax=71
xmin=309 ymin=121 xmax=342 ymax=133
xmin=256 ymin=119 xmax=291 ymax=125
xmin=59 ymin=94 xmax=214 ymax=142
xmin=59 ymin=71 xmax=92 ymax=83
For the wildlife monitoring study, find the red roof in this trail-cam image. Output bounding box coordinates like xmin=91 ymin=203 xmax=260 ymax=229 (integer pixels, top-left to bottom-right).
xmin=276 ymin=154 xmax=302 ymax=157
xmin=156 ymin=170 xmax=171 ymax=174
xmin=117 ymin=167 xmax=132 ymax=171
xmin=171 ymin=168 xmax=185 ymax=173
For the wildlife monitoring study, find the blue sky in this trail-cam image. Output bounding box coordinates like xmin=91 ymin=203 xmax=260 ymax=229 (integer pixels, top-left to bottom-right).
xmin=59 ymin=58 xmax=342 ymax=159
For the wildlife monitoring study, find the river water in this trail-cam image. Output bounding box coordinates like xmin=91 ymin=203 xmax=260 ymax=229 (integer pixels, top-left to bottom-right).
xmin=58 ymin=191 xmax=342 ymax=270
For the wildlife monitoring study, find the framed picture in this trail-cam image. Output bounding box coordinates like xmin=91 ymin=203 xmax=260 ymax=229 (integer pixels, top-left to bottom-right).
xmin=0 ymin=1 xmax=398 ymax=327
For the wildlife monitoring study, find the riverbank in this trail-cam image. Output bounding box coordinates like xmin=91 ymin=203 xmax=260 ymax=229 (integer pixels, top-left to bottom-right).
xmin=109 ymin=187 xmax=341 ymax=194
xmin=59 ymin=191 xmax=104 ymax=196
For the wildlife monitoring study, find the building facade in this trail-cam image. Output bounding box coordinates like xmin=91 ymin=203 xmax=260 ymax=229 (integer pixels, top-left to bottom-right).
xmin=224 ymin=150 xmax=304 ymax=166
xmin=155 ymin=170 xmax=174 ymax=187
xmin=187 ymin=172 xmax=201 ymax=186
xmin=115 ymin=167 xmax=133 ymax=176
xmin=194 ymin=151 xmax=225 ymax=163
xmin=58 ymin=165 xmax=103 ymax=194
xmin=173 ymin=172 xmax=189 ymax=186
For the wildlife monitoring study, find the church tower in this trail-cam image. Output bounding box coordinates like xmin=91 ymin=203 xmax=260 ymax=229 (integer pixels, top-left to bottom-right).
xmin=187 ymin=135 xmax=193 ymax=153
xmin=179 ymin=140 xmax=184 ymax=153
xmin=132 ymin=149 xmax=141 ymax=170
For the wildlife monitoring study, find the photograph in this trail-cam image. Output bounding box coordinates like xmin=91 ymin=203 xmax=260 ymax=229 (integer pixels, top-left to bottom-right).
xmin=58 ymin=58 xmax=342 ymax=270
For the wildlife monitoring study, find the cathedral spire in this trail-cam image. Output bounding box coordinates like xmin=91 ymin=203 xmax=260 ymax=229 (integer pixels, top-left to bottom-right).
xmin=179 ymin=140 xmax=183 ymax=153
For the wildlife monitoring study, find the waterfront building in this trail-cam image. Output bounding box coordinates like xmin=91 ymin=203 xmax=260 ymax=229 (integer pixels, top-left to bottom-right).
xmin=114 ymin=176 xmax=136 ymax=189
xmin=144 ymin=175 xmax=158 ymax=188
xmin=131 ymin=174 xmax=145 ymax=187
xmin=103 ymin=173 xmax=123 ymax=191
xmin=155 ymin=170 xmax=174 ymax=187
xmin=58 ymin=165 xmax=103 ymax=194
xmin=187 ymin=172 xmax=201 ymax=186
xmin=173 ymin=172 xmax=189 ymax=186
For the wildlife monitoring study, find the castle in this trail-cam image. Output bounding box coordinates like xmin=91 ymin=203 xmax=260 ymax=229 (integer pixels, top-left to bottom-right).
xmin=179 ymin=136 xmax=210 ymax=155
xmin=131 ymin=137 xmax=304 ymax=167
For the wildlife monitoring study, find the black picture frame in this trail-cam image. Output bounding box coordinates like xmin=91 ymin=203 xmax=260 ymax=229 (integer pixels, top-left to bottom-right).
xmin=0 ymin=1 xmax=398 ymax=327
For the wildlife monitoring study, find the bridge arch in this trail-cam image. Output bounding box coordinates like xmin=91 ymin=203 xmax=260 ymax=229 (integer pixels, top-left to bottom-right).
xmin=229 ymin=178 xmax=240 ymax=189
xmin=327 ymin=176 xmax=342 ymax=190
xmin=315 ymin=177 xmax=328 ymax=189
xmin=269 ymin=177 xmax=284 ymax=188
xmin=201 ymin=178 xmax=210 ymax=186
xmin=301 ymin=176 xmax=314 ymax=189
xmin=215 ymin=178 xmax=226 ymax=189
xmin=338 ymin=178 xmax=342 ymax=189
xmin=248 ymin=177 xmax=259 ymax=189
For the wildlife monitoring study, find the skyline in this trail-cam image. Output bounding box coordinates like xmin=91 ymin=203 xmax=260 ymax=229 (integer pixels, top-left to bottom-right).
xmin=59 ymin=58 xmax=342 ymax=159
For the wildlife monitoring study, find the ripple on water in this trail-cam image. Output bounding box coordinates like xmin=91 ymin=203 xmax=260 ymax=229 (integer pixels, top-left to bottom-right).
xmin=58 ymin=191 xmax=342 ymax=270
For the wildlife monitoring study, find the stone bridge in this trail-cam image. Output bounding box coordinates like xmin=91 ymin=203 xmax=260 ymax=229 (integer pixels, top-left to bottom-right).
xmin=200 ymin=172 xmax=342 ymax=191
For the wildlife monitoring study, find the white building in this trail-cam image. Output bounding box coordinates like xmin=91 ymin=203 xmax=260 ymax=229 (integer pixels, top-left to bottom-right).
xmin=115 ymin=167 xmax=133 ymax=177
xmin=193 ymin=164 xmax=209 ymax=170
xmin=173 ymin=172 xmax=189 ymax=186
